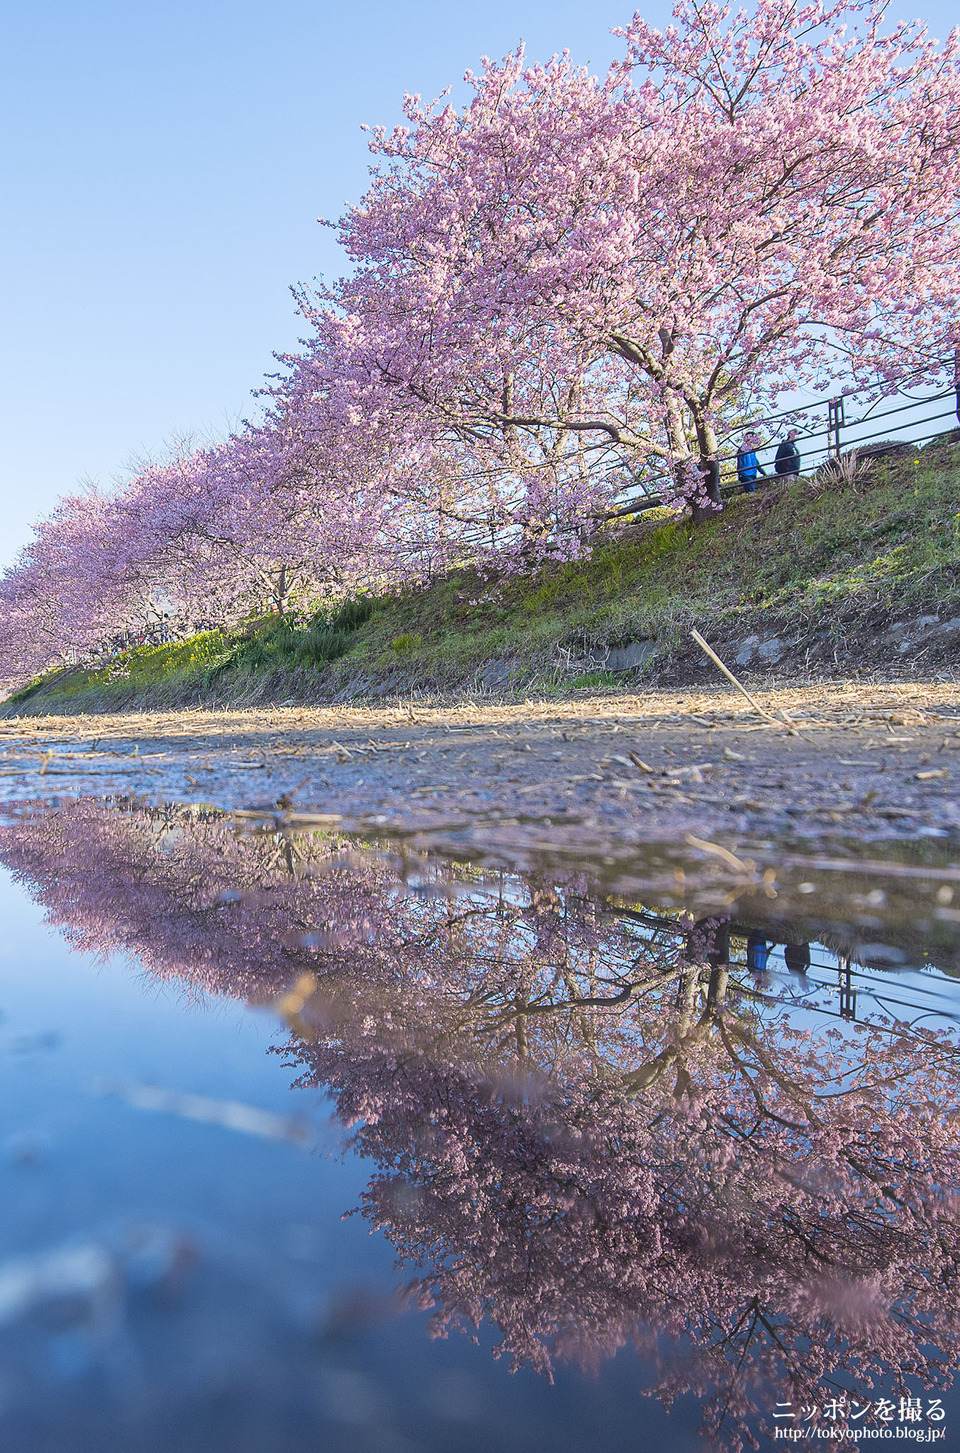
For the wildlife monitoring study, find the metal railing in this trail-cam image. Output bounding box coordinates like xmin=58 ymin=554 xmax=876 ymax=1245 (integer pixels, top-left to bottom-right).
xmin=602 ymin=355 xmax=960 ymax=521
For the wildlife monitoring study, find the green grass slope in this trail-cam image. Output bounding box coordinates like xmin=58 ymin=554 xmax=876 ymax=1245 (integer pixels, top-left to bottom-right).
xmin=8 ymin=445 xmax=960 ymax=715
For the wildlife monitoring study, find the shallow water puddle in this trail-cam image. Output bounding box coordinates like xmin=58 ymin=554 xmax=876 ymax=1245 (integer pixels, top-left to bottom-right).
xmin=0 ymin=796 xmax=959 ymax=1451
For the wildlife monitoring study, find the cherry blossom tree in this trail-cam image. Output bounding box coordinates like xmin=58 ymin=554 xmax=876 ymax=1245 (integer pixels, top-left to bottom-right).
xmin=0 ymin=423 xmax=399 ymax=689
xmin=0 ymin=487 xmax=149 ymax=685
xmin=310 ymin=0 xmax=960 ymax=511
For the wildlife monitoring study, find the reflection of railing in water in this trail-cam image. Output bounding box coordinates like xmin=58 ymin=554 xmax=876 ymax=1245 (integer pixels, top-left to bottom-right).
xmin=610 ymin=905 xmax=958 ymax=1032
xmin=2 ymin=797 xmax=960 ymax=1451
xmin=838 ymin=955 xmax=857 ymax=1022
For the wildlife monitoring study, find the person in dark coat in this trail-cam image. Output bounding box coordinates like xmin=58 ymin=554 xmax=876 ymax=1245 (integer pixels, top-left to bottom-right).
xmin=737 ymin=432 xmax=766 ymax=492
xmin=774 ymin=429 xmax=801 ymax=479
xmin=784 ymin=942 xmax=811 ymax=975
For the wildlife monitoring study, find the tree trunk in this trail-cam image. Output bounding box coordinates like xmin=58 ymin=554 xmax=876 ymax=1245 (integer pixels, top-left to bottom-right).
xmin=274 ymin=563 xmax=288 ymax=614
xmin=691 ymin=413 xmax=723 ymax=524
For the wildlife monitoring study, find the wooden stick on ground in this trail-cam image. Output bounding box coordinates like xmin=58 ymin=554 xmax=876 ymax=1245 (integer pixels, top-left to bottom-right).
xmin=689 ymin=630 xmax=782 ymax=727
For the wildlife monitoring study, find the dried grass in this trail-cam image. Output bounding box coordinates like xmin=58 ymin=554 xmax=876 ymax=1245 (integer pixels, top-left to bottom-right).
xmin=811 ymin=448 xmax=875 ymax=497
xmin=2 ymin=679 xmax=959 ymax=749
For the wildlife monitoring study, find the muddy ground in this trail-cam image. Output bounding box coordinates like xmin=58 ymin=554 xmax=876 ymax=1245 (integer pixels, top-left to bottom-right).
xmin=2 ymin=681 xmax=960 ymax=866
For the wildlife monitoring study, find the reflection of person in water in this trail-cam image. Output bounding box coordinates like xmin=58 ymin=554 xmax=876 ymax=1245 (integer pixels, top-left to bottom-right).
xmin=746 ymin=930 xmax=769 ymax=971
xmin=784 ymin=942 xmax=811 ymax=975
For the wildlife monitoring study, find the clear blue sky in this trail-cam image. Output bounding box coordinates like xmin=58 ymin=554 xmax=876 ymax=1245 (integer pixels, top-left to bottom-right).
xmin=1 ymin=0 xmax=955 ymax=568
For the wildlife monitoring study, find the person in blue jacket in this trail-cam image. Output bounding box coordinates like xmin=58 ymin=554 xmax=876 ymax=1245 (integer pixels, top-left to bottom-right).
xmin=737 ymin=432 xmax=766 ymax=492
xmin=746 ymin=930 xmax=770 ymax=972
xmin=774 ymin=429 xmax=801 ymax=478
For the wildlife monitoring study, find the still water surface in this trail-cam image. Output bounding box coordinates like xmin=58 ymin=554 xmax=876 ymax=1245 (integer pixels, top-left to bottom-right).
xmin=1 ymin=796 xmax=959 ymax=1452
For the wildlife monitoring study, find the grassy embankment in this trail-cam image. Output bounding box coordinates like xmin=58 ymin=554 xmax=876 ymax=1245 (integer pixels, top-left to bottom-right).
xmin=8 ymin=445 xmax=960 ymax=715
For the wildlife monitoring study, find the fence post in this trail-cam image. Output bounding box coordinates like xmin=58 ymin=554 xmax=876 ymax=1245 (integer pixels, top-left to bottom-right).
xmin=828 ymin=396 xmax=845 ymax=459
xmin=954 ymin=345 xmax=960 ymax=428
xmin=839 ymin=954 xmax=857 ymax=1022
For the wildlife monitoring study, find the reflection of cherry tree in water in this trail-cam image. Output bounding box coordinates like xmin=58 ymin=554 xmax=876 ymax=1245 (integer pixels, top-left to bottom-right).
xmin=0 ymin=800 xmax=623 ymax=1039
xmin=2 ymin=801 xmax=960 ymax=1448
xmin=0 ymin=798 xmax=422 ymax=1003
xmin=287 ymin=920 xmax=960 ymax=1447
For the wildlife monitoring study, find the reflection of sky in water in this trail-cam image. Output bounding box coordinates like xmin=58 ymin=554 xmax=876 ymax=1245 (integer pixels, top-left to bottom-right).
xmin=0 ymin=857 xmax=701 ymax=1453
xmin=2 ymin=799 xmax=960 ymax=1451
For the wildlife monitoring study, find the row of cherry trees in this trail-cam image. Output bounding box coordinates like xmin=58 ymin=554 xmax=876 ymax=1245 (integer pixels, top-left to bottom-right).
xmin=2 ymin=0 xmax=959 ymax=688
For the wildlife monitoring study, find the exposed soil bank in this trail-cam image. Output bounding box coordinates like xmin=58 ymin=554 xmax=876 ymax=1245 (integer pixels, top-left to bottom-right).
xmin=3 ymin=681 xmax=960 ymax=851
